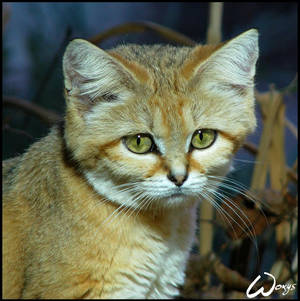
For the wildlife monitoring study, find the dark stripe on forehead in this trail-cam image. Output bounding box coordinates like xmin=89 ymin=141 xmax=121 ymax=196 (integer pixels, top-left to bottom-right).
xmin=149 ymin=96 xmax=171 ymax=137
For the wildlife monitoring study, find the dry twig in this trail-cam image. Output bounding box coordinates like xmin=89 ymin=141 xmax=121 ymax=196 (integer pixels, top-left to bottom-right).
xmin=3 ymin=96 xmax=62 ymax=125
xmin=89 ymin=21 xmax=196 ymax=46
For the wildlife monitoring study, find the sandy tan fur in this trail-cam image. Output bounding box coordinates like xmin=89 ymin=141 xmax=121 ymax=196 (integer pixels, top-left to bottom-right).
xmin=3 ymin=29 xmax=258 ymax=298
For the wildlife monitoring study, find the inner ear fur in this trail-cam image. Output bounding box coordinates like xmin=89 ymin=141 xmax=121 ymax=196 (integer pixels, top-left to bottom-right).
xmin=63 ymin=39 xmax=149 ymax=103
xmin=181 ymin=29 xmax=259 ymax=90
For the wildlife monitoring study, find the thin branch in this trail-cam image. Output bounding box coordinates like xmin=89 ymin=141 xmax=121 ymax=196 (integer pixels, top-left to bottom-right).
xmin=292 ymin=159 xmax=297 ymax=171
xmin=88 ymin=21 xmax=196 ymax=46
xmin=3 ymin=96 xmax=62 ymax=125
xmin=3 ymin=124 xmax=34 ymax=140
xmin=286 ymin=169 xmax=297 ymax=183
xmin=281 ymin=73 xmax=298 ymax=96
xmin=285 ymin=117 xmax=297 ymax=139
xmin=242 ymin=141 xmax=258 ymax=155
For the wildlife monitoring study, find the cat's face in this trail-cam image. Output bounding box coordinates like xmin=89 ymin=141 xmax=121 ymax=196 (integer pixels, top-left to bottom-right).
xmin=62 ymin=29 xmax=258 ymax=209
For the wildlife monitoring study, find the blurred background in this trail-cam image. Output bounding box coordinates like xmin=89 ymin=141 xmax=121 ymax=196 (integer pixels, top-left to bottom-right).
xmin=2 ymin=2 xmax=298 ymax=299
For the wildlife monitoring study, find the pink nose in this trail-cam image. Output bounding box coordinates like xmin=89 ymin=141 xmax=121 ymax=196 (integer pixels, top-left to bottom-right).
xmin=167 ymin=173 xmax=188 ymax=186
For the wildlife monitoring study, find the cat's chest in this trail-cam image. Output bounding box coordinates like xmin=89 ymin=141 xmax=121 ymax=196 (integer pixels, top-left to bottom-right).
xmin=100 ymin=203 xmax=197 ymax=299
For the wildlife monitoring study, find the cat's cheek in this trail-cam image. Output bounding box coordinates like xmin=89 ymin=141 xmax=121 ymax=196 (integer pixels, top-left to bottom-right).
xmin=189 ymin=137 xmax=234 ymax=175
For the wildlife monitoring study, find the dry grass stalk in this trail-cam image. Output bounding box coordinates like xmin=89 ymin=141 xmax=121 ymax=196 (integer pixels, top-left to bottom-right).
xmin=206 ymin=2 xmax=223 ymax=44
xmin=254 ymin=82 xmax=297 ymax=291
xmin=251 ymin=87 xmax=283 ymax=191
xmin=198 ymin=3 xmax=223 ymax=286
xmin=269 ymin=96 xmax=286 ymax=193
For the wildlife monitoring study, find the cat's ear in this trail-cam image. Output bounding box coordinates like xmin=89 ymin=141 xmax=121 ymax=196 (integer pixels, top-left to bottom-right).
xmin=183 ymin=29 xmax=259 ymax=94
xmin=63 ymin=39 xmax=148 ymax=103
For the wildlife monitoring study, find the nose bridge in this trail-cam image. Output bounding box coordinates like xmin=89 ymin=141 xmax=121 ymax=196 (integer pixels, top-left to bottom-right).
xmin=163 ymin=115 xmax=188 ymax=172
xmin=154 ymin=98 xmax=189 ymax=182
xmin=165 ymin=146 xmax=188 ymax=176
xmin=168 ymin=153 xmax=187 ymax=174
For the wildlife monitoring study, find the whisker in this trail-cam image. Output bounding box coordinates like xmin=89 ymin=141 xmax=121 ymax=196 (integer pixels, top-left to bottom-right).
xmin=232 ymin=158 xmax=261 ymax=164
xmin=207 ymin=175 xmax=269 ymax=209
xmin=204 ymin=188 xmax=258 ymax=252
xmin=122 ymin=191 xmax=147 ymax=220
xmin=131 ymin=193 xmax=154 ymax=221
xmin=207 ymin=174 xmax=250 ymax=192
xmin=100 ymin=188 xmax=143 ymax=228
xmin=200 ymin=191 xmax=240 ymax=241
xmin=207 ymin=187 xmax=257 ymax=243
xmin=206 ymin=176 xmax=269 ymax=226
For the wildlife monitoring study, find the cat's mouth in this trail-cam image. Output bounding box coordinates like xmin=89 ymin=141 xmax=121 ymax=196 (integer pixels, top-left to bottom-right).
xmin=159 ymin=187 xmax=191 ymax=199
xmin=155 ymin=188 xmax=197 ymax=206
xmin=169 ymin=189 xmax=185 ymax=197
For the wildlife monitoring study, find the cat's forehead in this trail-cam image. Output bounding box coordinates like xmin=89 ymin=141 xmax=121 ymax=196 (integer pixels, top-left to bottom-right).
xmin=132 ymin=93 xmax=195 ymax=140
xmin=109 ymin=44 xmax=194 ymax=71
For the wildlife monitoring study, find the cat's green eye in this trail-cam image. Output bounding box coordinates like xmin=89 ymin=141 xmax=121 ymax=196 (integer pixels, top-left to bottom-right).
xmin=191 ymin=129 xmax=216 ymax=149
xmin=124 ymin=134 xmax=153 ymax=154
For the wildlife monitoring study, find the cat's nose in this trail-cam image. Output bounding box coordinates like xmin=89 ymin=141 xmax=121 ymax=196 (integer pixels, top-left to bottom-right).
xmin=167 ymin=172 xmax=188 ymax=187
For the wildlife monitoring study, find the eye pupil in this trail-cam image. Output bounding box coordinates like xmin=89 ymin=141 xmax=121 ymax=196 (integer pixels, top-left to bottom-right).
xmin=199 ymin=131 xmax=203 ymax=140
xmin=137 ymin=136 xmax=141 ymax=146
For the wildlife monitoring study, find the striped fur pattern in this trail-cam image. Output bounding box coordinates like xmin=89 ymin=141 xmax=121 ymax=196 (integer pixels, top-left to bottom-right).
xmin=3 ymin=29 xmax=258 ymax=298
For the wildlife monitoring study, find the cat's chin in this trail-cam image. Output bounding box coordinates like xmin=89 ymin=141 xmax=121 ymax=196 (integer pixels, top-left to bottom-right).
xmin=154 ymin=193 xmax=199 ymax=208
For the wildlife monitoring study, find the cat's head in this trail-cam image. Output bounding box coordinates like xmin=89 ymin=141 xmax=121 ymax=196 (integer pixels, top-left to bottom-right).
xmin=62 ymin=29 xmax=258 ymax=209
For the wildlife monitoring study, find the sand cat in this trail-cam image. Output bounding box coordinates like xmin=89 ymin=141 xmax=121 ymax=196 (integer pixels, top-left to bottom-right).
xmin=3 ymin=29 xmax=258 ymax=299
